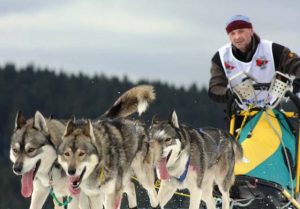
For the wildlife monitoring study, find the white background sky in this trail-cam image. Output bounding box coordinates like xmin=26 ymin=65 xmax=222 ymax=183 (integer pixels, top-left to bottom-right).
xmin=0 ymin=0 xmax=299 ymax=88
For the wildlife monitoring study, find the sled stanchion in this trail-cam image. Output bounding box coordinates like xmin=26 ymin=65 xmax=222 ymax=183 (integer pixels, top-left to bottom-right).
xmin=286 ymin=90 xmax=300 ymax=196
xmin=230 ymin=114 xmax=235 ymax=136
xmin=282 ymin=189 xmax=300 ymax=209
xmin=296 ymin=118 xmax=300 ymax=196
xmin=234 ymin=105 xmax=253 ymax=141
xmin=227 ymin=94 xmax=237 ymax=136
xmin=297 ymin=124 xmax=300 ymax=196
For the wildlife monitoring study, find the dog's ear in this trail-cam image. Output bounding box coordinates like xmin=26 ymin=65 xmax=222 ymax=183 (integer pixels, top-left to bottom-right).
xmin=49 ymin=114 xmax=54 ymax=120
xmin=151 ymin=114 xmax=160 ymax=125
xmin=83 ymin=120 xmax=96 ymax=141
xmin=33 ymin=111 xmax=48 ymax=132
xmin=169 ymin=109 xmax=179 ymax=129
xmin=15 ymin=111 xmax=26 ymax=130
xmin=64 ymin=120 xmax=75 ymax=137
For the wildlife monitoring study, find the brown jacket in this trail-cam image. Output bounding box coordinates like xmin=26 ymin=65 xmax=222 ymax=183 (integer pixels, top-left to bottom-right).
xmin=208 ymin=34 xmax=300 ymax=103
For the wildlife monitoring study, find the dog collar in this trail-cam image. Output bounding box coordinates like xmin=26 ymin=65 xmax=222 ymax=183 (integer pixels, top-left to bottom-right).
xmin=176 ymin=157 xmax=190 ymax=183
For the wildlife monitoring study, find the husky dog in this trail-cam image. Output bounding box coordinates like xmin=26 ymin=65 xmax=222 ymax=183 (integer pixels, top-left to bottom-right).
xmin=57 ymin=85 xmax=159 ymax=209
xmin=9 ymin=111 xmax=81 ymax=209
xmin=149 ymin=110 xmax=243 ymax=209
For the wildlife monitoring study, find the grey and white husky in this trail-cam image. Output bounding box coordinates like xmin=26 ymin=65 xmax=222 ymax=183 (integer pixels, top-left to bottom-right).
xmin=149 ymin=110 xmax=243 ymax=209
xmin=9 ymin=111 xmax=81 ymax=209
xmin=57 ymin=85 xmax=159 ymax=209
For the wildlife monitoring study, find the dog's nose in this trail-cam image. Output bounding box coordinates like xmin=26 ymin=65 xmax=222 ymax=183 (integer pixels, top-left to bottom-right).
xmin=68 ymin=168 xmax=76 ymax=176
xmin=13 ymin=164 xmax=23 ymax=174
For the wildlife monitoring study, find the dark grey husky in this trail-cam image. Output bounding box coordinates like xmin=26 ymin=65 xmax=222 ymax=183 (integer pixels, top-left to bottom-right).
xmin=149 ymin=110 xmax=243 ymax=209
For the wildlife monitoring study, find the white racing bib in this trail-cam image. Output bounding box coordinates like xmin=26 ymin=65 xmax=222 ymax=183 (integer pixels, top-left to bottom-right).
xmin=218 ymin=40 xmax=275 ymax=109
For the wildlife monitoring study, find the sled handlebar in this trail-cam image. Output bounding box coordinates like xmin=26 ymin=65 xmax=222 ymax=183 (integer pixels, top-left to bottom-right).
xmin=285 ymin=91 xmax=300 ymax=114
xmin=226 ymin=90 xmax=300 ymax=117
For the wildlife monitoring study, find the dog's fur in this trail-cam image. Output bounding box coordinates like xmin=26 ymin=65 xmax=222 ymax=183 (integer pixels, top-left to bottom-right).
xmin=9 ymin=111 xmax=81 ymax=209
xmin=149 ymin=110 xmax=243 ymax=209
xmin=57 ymin=85 xmax=158 ymax=209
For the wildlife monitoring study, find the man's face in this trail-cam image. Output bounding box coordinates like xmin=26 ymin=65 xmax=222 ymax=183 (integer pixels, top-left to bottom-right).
xmin=228 ymin=28 xmax=254 ymax=53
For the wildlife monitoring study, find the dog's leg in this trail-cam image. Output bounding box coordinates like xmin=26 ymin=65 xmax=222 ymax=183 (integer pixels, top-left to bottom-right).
xmin=132 ymin=162 xmax=158 ymax=208
xmin=216 ymin=157 xmax=235 ymax=209
xmin=157 ymin=179 xmax=177 ymax=209
xmin=29 ymin=186 xmax=49 ymax=209
xmin=87 ymin=194 xmax=104 ymax=209
xmin=78 ymin=193 xmax=92 ymax=209
xmin=189 ymin=188 xmax=202 ymax=209
xmin=66 ymin=194 xmax=80 ymax=209
xmin=123 ymin=181 xmax=137 ymax=209
xmin=215 ymin=171 xmax=233 ymax=209
xmin=218 ymin=187 xmax=230 ymax=209
xmin=105 ymin=191 xmax=122 ymax=209
xmin=201 ymin=177 xmax=216 ymax=209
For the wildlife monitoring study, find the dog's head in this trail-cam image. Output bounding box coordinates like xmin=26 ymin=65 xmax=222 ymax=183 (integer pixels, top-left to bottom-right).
xmin=58 ymin=119 xmax=98 ymax=195
xmin=10 ymin=111 xmax=56 ymax=198
xmin=149 ymin=110 xmax=187 ymax=167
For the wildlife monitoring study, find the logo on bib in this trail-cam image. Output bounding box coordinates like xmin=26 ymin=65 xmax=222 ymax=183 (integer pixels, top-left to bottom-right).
xmin=224 ymin=61 xmax=235 ymax=73
xmin=256 ymin=57 xmax=268 ymax=69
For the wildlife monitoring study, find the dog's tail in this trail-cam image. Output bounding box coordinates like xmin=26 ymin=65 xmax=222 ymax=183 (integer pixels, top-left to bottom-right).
xmin=103 ymin=85 xmax=156 ymax=119
xmin=232 ymin=139 xmax=243 ymax=163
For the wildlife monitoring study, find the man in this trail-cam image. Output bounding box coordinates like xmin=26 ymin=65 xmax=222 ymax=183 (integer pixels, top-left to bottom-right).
xmin=208 ymin=14 xmax=300 ymax=105
xmin=207 ymin=15 xmax=300 ymax=207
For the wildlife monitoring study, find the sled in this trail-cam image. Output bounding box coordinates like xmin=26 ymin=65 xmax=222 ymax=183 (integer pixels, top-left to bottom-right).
xmin=227 ymin=71 xmax=300 ymax=208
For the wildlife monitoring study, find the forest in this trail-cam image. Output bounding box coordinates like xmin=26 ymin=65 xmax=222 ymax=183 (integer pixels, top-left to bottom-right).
xmin=0 ymin=63 xmax=226 ymax=208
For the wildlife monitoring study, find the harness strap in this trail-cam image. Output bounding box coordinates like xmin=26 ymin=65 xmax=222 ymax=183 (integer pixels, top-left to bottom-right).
xmin=176 ymin=157 xmax=190 ymax=183
xmin=48 ymin=162 xmax=73 ymax=207
xmin=98 ymin=166 xmax=105 ymax=184
xmin=49 ymin=186 xmax=73 ymax=207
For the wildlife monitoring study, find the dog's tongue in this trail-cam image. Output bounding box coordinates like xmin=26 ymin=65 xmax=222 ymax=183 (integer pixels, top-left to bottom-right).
xmin=68 ymin=177 xmax=81 ymax=196
xmin=21 ymin=169 xmax=34 ymax=198
xmin=158 ymin=158 xmax=170 ymax=180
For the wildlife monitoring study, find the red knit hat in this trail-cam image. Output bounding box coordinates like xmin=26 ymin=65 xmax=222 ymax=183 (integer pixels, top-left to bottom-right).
xmin=226 ymin=15 xmax=253 ymax=34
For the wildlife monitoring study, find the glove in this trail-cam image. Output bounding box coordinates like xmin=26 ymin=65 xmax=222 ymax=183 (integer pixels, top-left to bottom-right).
xmin=292 ymin=78 xmax=300 ymax=94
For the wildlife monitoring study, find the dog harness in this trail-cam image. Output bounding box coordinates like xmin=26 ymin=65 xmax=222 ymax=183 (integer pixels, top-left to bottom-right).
xmin=176 ymin=157 xmax=190 ymax=183
xmin=48 ymin=161 xmax=73 ymax=207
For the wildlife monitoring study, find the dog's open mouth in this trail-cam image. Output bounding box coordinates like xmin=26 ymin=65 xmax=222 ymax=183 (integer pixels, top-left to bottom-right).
xmin=157 ymin=150 xmax=172 ymax=180
xmin=21 ymin=159 xmax=41 ymax=198
xmin=67 ymin=167 xmax=86 ymax=195
xmin=166 ymin=150 xmax=172 ymax=163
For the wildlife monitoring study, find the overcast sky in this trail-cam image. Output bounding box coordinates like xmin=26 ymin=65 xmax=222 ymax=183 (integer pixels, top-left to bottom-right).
xmin=0 ymin=0 xmax=299 ymax=88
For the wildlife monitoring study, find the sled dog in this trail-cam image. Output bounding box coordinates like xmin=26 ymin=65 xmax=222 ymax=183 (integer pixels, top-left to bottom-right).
xmin=149 ymin=110 xmax=243 ymax=209
xmin=57 ymin=85 xmax=158 ymax=209
xmin=9 ymin=111 xmax=81 ymax=209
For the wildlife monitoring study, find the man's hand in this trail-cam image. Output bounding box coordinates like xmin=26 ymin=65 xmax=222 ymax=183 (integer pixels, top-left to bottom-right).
xmin=292 ymin=78 xmax=300 ymax=98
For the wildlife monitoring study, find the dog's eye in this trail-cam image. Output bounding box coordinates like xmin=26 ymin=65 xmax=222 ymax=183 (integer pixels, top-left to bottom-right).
xmin=64 ymin=152 xmax=70 ymax=157
xmin=165 ymin=137 xmax=172 ymax=143
xmin=78 ymin=151 xmax=85 ymax=157
xmin=12 ymin=148 xmax=18 ymax=153
xmin=27 ymin=148 xmax=36 ymax=153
